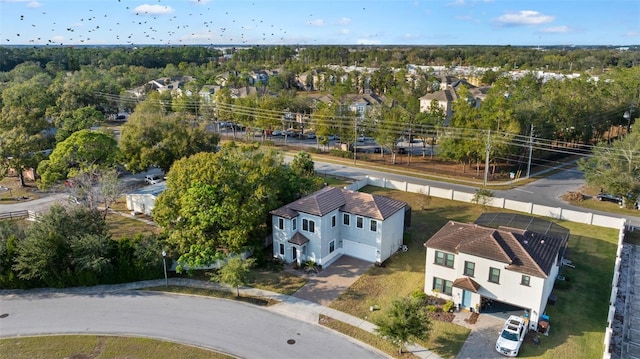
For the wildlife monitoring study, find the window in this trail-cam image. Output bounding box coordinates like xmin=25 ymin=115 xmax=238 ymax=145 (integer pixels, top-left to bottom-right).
xmin=356 ymin=216 xmax=364 ymax=229
xmin=278 ymin=218 xmax=284 ymax=230
xmin=432 ymin=277 xmax=453 ymax=296
xmin=521 ymin=275 xmax=530 ymax=286
xmin=329 ymin=240 xmax=335 ymax=253
xmin=332 ymin=215 xmax=336 ymax=228
xmin=279 ymin=243 xmax=284 ymax=255
xmin=292 ymin=218 xmax=297 ymax=231
xmin=343 ymin=213 xmax=350 ymax=225
xmin=434 ymin=251 xmax=454 ymax=268
xmin=303 ymin=219 xmax=315 ymax=233
xmin=370 ymin=220 xmax=377 ymax=232
xmin=489 ymin=267 xmax=501 ymax=284
xmin=464 ymin=261 xmax=475 ymax=277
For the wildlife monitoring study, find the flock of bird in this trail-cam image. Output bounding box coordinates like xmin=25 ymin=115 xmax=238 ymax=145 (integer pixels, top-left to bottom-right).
xmin=7 ymin=1 xmax=367 ymax=46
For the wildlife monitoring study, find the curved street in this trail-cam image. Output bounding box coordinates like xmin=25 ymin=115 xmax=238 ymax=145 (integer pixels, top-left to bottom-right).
xmin=0 ymin=290 xmax=387 ymax=359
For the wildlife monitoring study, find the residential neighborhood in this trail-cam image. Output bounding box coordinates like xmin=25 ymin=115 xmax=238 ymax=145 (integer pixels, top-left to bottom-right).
xmin=1 ymin=4 xmax=639 ymax=357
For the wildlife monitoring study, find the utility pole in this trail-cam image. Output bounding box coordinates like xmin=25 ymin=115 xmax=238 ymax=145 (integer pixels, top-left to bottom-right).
xmin=527 ymin=124 xmax=534 ymax=179
xmin=353 ymin=118 xmax=357 ymax=166
xmin=483 ymin=130 xmax=491 ymax=186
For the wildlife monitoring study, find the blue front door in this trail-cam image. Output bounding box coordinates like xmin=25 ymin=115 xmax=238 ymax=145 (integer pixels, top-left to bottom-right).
xmin=462 ymin=290 xmax=472 ymax=308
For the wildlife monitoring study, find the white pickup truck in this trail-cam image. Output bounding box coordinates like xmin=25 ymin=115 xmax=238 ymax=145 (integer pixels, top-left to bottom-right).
xmin=495 ymin=315 xmax=528 ymax=357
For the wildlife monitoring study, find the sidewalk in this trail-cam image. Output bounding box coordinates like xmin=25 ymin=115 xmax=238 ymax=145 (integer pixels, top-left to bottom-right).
xmin=0 ymin=278 xmax=443 ymax=359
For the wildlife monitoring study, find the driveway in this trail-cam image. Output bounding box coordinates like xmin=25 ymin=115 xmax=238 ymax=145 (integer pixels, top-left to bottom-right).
xmin=454 ymin=312 xmax=505 ymax=359
xmin=291 ymin=255 xmax=372 ymax=306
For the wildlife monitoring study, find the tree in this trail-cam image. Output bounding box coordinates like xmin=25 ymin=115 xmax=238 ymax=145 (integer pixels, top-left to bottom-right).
xmin=375 ymin=297 xmax=432 ymax=354
xmin=578 ymin=130 xmax=640 ymax=202
xmin=213 ymin=256 xmax=256 ymax=297
xmin=472 ymin=188 xmax=494 ymax=208
xmin=290 ymin=151 xmax=315 ymax=177
xmin=119 ymin=94 xmax=219 ymax=173
xmin=37 ymin=129 xmax=119 ymax=188
xmin=0 ymin=73 xmax=55 ymax=187
xmin=12 ymin=205 xmax=111 ymax=287
xmin=53 ymin=106 xmax=104 ymax=142
xmin=153 ymin=144 xmax=318 ymax=269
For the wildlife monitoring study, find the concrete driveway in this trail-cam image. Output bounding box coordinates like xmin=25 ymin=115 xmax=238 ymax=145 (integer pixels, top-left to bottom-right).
xmin=291 ymin=255 xmax=372 ymax=306
xmin=454 ymin=312 xmax=506 ymax=359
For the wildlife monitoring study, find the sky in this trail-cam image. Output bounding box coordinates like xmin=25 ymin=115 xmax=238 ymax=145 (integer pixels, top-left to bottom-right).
xmin=0 ymin=0 xmax=638 ymax=46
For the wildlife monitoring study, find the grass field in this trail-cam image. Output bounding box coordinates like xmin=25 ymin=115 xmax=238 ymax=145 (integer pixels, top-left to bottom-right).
xmin=0 ymin=335 xmax=232 ymax=359
xmin=328 ymin=185 xmax=618 ymax=359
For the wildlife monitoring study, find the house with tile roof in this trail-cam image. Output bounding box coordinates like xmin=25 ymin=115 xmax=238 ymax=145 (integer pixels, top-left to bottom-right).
xmin=270 ymin=186 xmax=408 ymax=269
xmin=424 ymin=220 xmax=568 ymax=330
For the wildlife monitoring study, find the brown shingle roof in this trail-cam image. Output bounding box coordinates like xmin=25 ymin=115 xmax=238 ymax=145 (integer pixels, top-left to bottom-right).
xmin=270 ymin=187 xmax=406 ymax=221
xmin=453 ymin=277 xmax=481 ymax=292
xmin=425 ymin=221 xmax=566 ymax=278
xmin=288 ymin=232 xmax=310 ymax=246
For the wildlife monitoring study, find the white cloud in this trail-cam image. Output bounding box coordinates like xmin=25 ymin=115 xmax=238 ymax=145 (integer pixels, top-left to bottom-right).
xmin=189 ymin=0 xmax=210 ymax=4
xmin=133 ymin=4 xmax=175 ymax=15
xmin=340 ymin=29 xmax=350 ymax=35
xmin=50 ymin=35 xmax=64 ymax=43
xmin=540 ymin=25 xmax=571 ymax=33
xmin=495 ymin=10 xmax=554 ymax=26
xmin=2 ymin=0 xmax=40 ymax=5
xmin=337 ymin=17 xmax=351 ymax=25
xmin=357 ymin=39 xmax=381 ymax=45
xmin=307 ymin=19 xmax=325 ymax=26
xmin=448 ymin=0 xmax=465 ymax=6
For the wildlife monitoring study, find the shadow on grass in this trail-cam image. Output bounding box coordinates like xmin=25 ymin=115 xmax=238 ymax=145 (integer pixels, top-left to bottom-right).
xmin=429 ymin=329 xmax=471 ymax=359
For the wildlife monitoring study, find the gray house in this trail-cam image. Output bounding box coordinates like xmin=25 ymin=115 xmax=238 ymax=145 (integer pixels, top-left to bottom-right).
xmin=270 ymin=186 xmax=408 ymax=268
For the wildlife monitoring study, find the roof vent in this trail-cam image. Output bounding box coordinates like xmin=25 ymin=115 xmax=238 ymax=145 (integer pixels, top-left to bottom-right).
xmin=541 ymin=240 xmax=545 ymax=244
xmin=524 ymin=240 xmax=528 ymax=245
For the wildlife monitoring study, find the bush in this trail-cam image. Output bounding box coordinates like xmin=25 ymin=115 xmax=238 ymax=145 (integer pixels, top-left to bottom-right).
xmin=411 ymin=288 xmax=427 ymax=303
xmin=425 ymin=305 xmax=438 ymax=313
xmin=443 ymin=300 xmax=455 ymax=312
xmin=329 ymin=149 xmax=352 ymax=158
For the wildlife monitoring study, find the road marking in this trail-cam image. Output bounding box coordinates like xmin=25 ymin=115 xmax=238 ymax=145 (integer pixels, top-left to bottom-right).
xmin=513 ymin=188 xmax=534 ymax=194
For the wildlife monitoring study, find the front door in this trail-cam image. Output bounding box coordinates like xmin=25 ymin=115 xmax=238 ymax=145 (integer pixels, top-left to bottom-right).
xmin=462 ymin=290 xmax=472 ymax=308
xmin=292 ymin=247 xmax=297 ymax=263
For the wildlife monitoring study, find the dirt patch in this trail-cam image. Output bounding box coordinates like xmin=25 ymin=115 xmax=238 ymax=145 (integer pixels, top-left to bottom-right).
xmin=464 ymin=312 xmax=479 ymax=324
xmin=561 ymin=191 xmax=585 ymax=202
xmin=428 ymin=311 xmax=455 ymax=322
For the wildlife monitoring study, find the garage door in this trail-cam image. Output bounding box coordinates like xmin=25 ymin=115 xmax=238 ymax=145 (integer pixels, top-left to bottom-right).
xmin=342 ymin=240 xmax=377 ymax=262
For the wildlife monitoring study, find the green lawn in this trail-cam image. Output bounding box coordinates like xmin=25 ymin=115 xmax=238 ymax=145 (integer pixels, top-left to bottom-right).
xmin=0 ymin=335 xmax=232 ymax=359
xmin=329 ymin=185 xmax=618 ymax=359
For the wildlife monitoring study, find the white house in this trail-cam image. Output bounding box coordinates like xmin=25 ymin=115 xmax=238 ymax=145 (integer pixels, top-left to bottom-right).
xmin=270 ymin=186 xmax=408 ymax=269
xmin=126 ymin=182 xmax=166 ymax=216
xmin=424 ymin=220 xmax=568 ymax=330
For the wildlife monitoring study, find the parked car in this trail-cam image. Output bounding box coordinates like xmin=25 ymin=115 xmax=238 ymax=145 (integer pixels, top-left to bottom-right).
xmin=495 ymin=315 xmax=527 ymax=357
xmin=145 ymin=174 xmax=163 ymax=185
xmin=306 ymin=132 xmax=316 ymax=139
xmin=597 ymin=193 xmax=623 ymax=205
xmin=397 ymin=147 xmax=407 ymax=154
xmin=272 ymin=130 xmax=282 ymax=136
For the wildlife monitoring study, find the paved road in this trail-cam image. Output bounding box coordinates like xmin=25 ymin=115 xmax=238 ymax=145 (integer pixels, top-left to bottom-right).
xmin=0 ymin=291 xmax=387 ymax=359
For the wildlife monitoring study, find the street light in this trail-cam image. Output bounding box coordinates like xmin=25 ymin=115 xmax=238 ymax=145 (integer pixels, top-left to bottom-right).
xmin=162 ymin=250 xmax=168 ymax=287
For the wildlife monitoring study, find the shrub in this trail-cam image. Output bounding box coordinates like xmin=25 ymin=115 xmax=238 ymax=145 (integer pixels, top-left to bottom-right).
xmin=411 ymin=288 xmax=427 ymax=303
xmin=426 ymin=305 xmax=438 ymax=312
xmin=443 ymin=300 xmax=455 ymax=312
